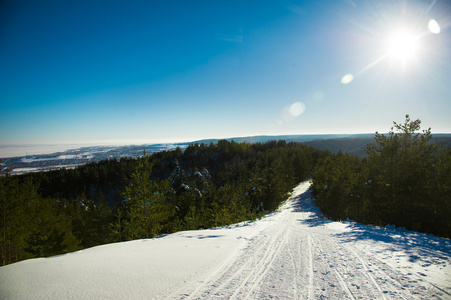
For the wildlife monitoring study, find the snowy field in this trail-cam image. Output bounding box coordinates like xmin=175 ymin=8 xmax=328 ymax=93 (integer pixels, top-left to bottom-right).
xmin=0 ymin=181 xmax=450 ymax=299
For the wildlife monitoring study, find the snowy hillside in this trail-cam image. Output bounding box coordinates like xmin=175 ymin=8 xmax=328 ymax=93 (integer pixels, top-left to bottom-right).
xmin=1 ymin=144 xmax=184 ymax=175
xmin=0 ymin=181 xmax=449 ymax=299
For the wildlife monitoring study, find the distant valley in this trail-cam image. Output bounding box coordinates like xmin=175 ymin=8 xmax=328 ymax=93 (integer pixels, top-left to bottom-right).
xmin=0 ymin=144 xmax=183 ymax=176
xmin=2 ymin=133 xmax=450 ymax=176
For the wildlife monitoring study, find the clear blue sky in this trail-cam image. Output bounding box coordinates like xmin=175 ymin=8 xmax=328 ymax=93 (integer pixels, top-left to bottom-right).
xmin=1 ymin=0 xmax=450 ymax=148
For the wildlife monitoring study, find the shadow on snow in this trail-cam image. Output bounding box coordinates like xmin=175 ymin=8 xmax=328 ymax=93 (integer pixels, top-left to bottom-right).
xmin=290 ymin=187 xmax=451 ymax=263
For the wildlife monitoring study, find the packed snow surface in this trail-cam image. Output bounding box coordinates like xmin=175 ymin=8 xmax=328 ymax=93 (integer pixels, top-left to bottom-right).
xmin=0 ymin=181 xmax=450 ymax=299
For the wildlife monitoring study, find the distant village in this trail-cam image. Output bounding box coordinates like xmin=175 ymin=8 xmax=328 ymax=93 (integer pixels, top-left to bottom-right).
xmin=0 ymin=144 xmax=184 ymax=176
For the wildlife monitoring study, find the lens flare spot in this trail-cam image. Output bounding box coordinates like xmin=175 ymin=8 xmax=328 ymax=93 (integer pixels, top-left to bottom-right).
xmin=341 ymin=74 xmax=354 ymax=84
xmin=428 ymin=19 xmax=440 ymax=34
xmin=289 ymin=102 xmax=306 ymax=117
xmin=281 ymin=102 xmax=306 ymax=121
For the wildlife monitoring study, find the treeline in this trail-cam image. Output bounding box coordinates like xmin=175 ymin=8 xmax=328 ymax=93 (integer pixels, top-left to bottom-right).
xmin=1 ymin=140 xmax=321 ymax=266
xmin=311 ymin=115 xmax=451 ymax=238
xmin=2 ymin=116 xmax=450 ymax=266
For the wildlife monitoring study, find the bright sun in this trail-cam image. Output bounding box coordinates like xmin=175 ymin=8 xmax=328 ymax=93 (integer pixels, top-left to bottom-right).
xmin=341 ymin=16 xmax=441 ymax=84
xmin=385 ymin=29 xmax=420 ymax=63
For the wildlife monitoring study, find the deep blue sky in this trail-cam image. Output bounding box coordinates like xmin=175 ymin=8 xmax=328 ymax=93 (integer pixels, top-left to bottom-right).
xmin=1 ymin=0 xmax=450 ymax=149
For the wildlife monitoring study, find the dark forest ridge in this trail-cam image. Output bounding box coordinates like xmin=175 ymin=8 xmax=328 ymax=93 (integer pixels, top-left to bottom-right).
xmin=192 ymin=133 xmax=372 ymax=144
xmin=1 ymin=133 xmax=451 ymax=176
xmin=0 ymin=134 xmax=368 ymax=158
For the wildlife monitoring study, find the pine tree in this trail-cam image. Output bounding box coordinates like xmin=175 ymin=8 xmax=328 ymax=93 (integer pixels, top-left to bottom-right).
xmin=365 ymin=115 xmax=439 ymax=227
xmin=121 ymin=158 xmax=173 ymax=239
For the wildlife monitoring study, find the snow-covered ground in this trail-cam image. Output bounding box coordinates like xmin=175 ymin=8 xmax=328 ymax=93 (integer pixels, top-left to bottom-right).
xmin=0 ymin=181 xmax=450 ymax=299
xmin=1 ymin=143 xmax=188 ymax=176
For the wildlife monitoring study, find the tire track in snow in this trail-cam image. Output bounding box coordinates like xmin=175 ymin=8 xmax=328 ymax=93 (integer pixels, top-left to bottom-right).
xmin=226 ymin=222 xmax=287 ymax=298
xmin=184 ymin=214 xmax=288 ymax=299
xmin=315 ymin=225 xmax=394 ymax=299
xmin=310 ymin=233 xmax=358 ymax=299
xmin=334 ymin=269 xmax=356 ymax=299
xmin=288 ymin=224 xmax=311 ymax=299
xmin=319 ymin=219 xmax=440 ymax=299
xmin=344 ymin=243 xmax=388 ymax=300
xmin=161 ymin=181 xmax=450 ymax=299
xmin=307 ymin=233 xmax=314 ymax=300
xmin=180 ymin=240 xmax=245 ymax=299
xmin=286 ymin=231 xmax=299 ymax=299
xmin=349 ymin=244 xmax=450 ymax=299
xmin=235 ymin=227 xmax=289 ymax=299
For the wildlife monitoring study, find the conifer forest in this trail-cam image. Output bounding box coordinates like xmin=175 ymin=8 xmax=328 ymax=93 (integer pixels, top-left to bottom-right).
xmin=1 ymin=116 xmax=450 ymax=266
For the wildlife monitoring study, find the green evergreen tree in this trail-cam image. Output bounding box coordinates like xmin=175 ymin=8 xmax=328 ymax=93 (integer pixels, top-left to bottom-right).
xmin=25 ymin=198 xmax=80 ymax=258
xmin=365 ymin=115 xmax=439 ymax=227
xmin=312 ymin=115 xmax=450 ymax=237
xmin=0 ymin=178 xmax=35 ymax=265
xmin=121 ymin=158 xmax=174 ymax=239
xmin=111 ymin=207 xmax=125 ymax=242
xmin=0 ymin=178 xmax=80 ymax=265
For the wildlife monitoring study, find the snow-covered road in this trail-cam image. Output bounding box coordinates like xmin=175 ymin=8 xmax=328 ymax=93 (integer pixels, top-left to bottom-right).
xmin=1 ymin=181 xmax=450 ymax=299
xmin=161 ymin=182 xmax=451 ymax=299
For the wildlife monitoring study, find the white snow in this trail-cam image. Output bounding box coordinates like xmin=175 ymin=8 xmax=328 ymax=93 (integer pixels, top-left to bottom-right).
xmin=0 ymin=181 xmax=450 ymax=299
xmin=10 ymin=164 xmax=81 ymax=175
xmin=20 ymin=155 xmax=82 ymax=163
xmin=8 ymin=167 xmax=39 ymax=173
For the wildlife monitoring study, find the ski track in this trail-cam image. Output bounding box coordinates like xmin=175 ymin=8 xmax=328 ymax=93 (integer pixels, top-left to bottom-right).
xmin=161 ymin=182 xmax=450 ymax=299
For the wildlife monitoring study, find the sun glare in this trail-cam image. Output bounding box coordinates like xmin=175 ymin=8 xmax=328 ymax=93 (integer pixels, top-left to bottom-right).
xmin=338 ymin=4 xmax=444 ymax=85
xmin=385 ymin=29 xmax=420 ymax=62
